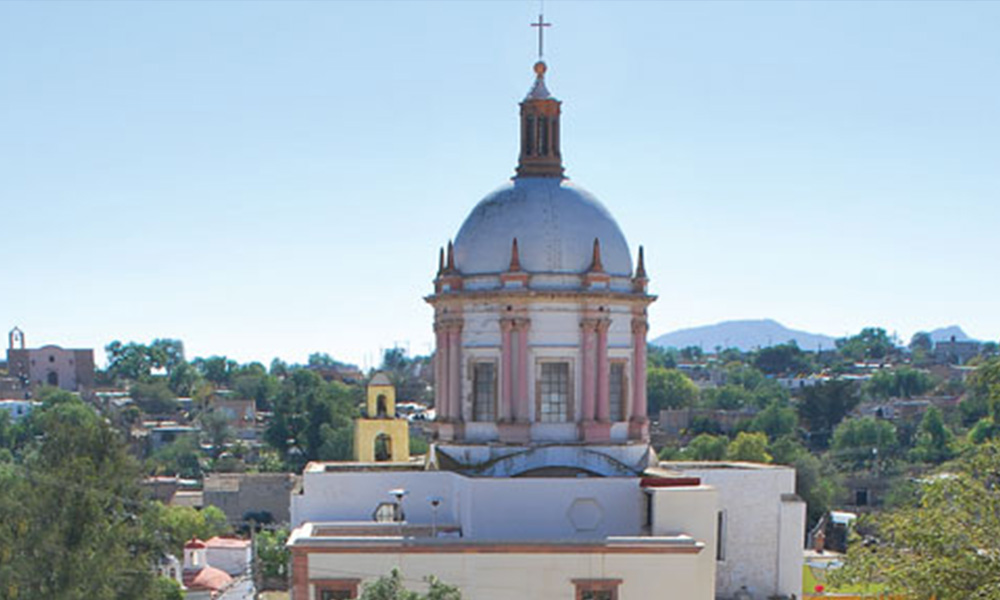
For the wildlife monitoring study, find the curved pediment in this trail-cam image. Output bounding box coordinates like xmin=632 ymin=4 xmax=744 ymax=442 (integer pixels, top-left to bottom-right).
xmin=431 ymin=443 xmax=655 ymax=478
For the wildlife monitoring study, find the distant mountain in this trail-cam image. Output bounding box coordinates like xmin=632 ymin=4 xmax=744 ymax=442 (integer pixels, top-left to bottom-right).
xmin=927 ymin=325 xmax=975 ymax=343
xmin=651 ymin=319 xmax=837 ymax=352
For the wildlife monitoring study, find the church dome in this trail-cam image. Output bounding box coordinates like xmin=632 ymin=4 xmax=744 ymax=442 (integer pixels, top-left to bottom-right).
xmin=453 ymin=177 xmax=633 ymax=277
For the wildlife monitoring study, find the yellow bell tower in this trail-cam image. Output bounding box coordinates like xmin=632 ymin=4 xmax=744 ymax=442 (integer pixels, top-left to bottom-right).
xmin=353 ymin=372 xmax=411 ymax=462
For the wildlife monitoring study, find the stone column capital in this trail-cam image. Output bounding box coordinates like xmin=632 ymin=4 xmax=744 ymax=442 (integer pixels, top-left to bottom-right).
xmin=438 ymin=319 xmax=464 ymax=334
xmin=631 ymin=318 xmax=648 ymax=334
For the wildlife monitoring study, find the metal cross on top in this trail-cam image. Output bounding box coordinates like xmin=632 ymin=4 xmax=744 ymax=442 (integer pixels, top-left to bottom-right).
xmin=531 ymin=13 xmax=551 ymax=60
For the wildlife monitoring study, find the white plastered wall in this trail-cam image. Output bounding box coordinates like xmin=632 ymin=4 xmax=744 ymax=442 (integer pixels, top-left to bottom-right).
xmin=666 ymin=464 xmax=805 ymax=599
xmin=292 ymin=470 xmax=646 ymax=540
xmin=648 ymin=484 xmax=718 ymax=599
xmin=205 ymin=546 xmax=252 ymax=576
xmin=304 ymin=550 xmax=713 ymax=600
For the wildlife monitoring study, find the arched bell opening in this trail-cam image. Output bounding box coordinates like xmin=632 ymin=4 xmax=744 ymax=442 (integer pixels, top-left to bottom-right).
xmin=374 ymin=433 xmax=393 ymax=462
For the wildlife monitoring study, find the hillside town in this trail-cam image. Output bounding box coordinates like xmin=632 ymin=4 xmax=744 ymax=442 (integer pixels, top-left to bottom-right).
xmin=3 ymin=315 xmax=999 ymax=599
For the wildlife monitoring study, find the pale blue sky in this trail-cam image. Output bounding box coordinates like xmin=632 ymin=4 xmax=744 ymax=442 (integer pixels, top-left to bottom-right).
xmin=1 ymin=1 xmax=998 ymax=368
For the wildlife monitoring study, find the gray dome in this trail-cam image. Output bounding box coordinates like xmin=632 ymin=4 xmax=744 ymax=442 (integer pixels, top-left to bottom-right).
xmin=453 ymin=177 xmax=633 ymax=277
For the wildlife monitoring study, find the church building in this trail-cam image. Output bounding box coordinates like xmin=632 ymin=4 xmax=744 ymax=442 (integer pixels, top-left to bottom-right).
xmin=288 ymin=29 xmax=804 ymax=600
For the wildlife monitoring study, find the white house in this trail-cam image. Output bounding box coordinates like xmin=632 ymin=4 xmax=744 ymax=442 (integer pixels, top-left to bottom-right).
xmin=204 ymin=536 xmax=252 ymax=576
xmin=0 ymin=399 xmax=40 ymax=422
xmin=182 ymin=538 xmax=233 ymax=599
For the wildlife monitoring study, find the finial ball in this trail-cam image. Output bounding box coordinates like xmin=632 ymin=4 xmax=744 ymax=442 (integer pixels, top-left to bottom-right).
xmin=534 ymin=61 xmax=547 ymax=76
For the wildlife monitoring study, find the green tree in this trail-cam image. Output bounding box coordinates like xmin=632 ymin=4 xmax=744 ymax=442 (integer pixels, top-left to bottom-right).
xmin=0 ymin=410 xmax=12 ymax=451
xmin=833 ymin=441 xmax=1000 ymax=599
xmin=231 ymin=365 xmax=280 ymax=411
xmin=753 ymin=342 xmax=811 ymax=375
xmin=909 ymin=332 xmax=933 ymax=363
xmin=681 ymin=434 xmax=728 ymax=461
xmin=142 ymin=503 xmax=230 ymax=558
xmin=264 ymin=370 xmax=359 ymax=469
xmin=864 ymin=367 xmax=936 ymax=400
xmin=317 ymin=421 xmax=354 ymax=461
xmin=717 ymin=347 xmax=745 ymax=364
xmin=360 ymin=569 xmax=461 ymax=600
xmin=256 ymin=528 xmax=290 ymax=585
xmin=105 ymin=340 xmax=157 ymax=382
xmin=131 ymin=380 xmax=179 ymax=415
xmin=104 ymin=339 xmax=185 ymax=383
xmin=718 ymin=364 xmax=788 ymax=409
xmin=968 ymin=357 xmax=1000 ymax=414
xmin=687 ymin=415 xmax=724 ymax=436
xmin=700 ymin=384 xmax=752 ymax=410
xmin=646 ymin=367 xmax=699 ymax=412
xmin=254 ymin=449 xmax=286 ymax=473
xmin=963 ymin=358 xmax=1000 ymax=437
xmin=148 ymin=433 xmax=203 ymax=478
xmin=193 ymin=356 xmax=239 ymax=386
xmin=167 ymin=361 xmax=202 ymax=397
xmin=959 ymin=393 xmax=991 ymax=427
xmin=836 ymin=327 xmax=895 ymax=361
xmin=749 ymin=400 xmax=797 ymax=439
xmin=149 ymin=339 xmax=186 ymax=373
xmin=968 ymin=417 xmax=999 ymax=445
xmin=308 ymin=352 xmax=351 ymax=370
xmin=726 ymin=432 xmax=772 ymax=463
xmin=679 ymin=346 xmax=704 ymax=362
xmin=724 ymin=363 xmax=766 ymax=391
xmin=909 ymin=406 xmax=955 ymax=463
xmin=270 ymin=358 xmax=291 ymax=378
xmin=36 ymin=386 xmax=80 ymax=408
xmin=909 ymin=331 xmax=933 ymax=354
xmin=831 ymin=417 xmax=898 ymax=468
xmin=647 ymin=344 xmax=677 ymax=369
xmin=198 ymin=410 xmax=233 ymax=459
xmin=796 ymin=380 xmax=861 ymax=449
xmin=381 ymin=348 xmax=409 ymax=376
xmin=150 ymin=578 xmax=184 ymax=600
xmin=0 ymin=398 xmax=162 ymax=599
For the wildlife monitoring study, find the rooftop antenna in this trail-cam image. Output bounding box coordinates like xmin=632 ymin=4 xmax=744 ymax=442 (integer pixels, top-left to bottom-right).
xmin=531 ymin=6 xmax=551 ymax=60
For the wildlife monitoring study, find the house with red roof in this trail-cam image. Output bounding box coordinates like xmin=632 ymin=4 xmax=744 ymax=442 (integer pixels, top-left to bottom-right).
xmin=182 ymin=538 xmax=235 ymax=599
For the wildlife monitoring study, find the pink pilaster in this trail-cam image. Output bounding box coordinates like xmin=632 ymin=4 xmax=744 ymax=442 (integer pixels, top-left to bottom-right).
xmin=516 ymin=319 xmax=531 ymax=422
xmin=434 ymin=325 xmax=446 ymax=421
xmin=632 ymin=319 xmax=648 ymax=420
xmin=630 ymin=317 xmax=650 ymax=441
xmin=580 ymin=319 xmax=596 ymax=423
xmin=448 ymin=326 xmax=462 ymax=421
xmin=500 ymin=319 xmax=514 ymax=421
xmin=596 ymin=319 xmax=611 ymax=422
